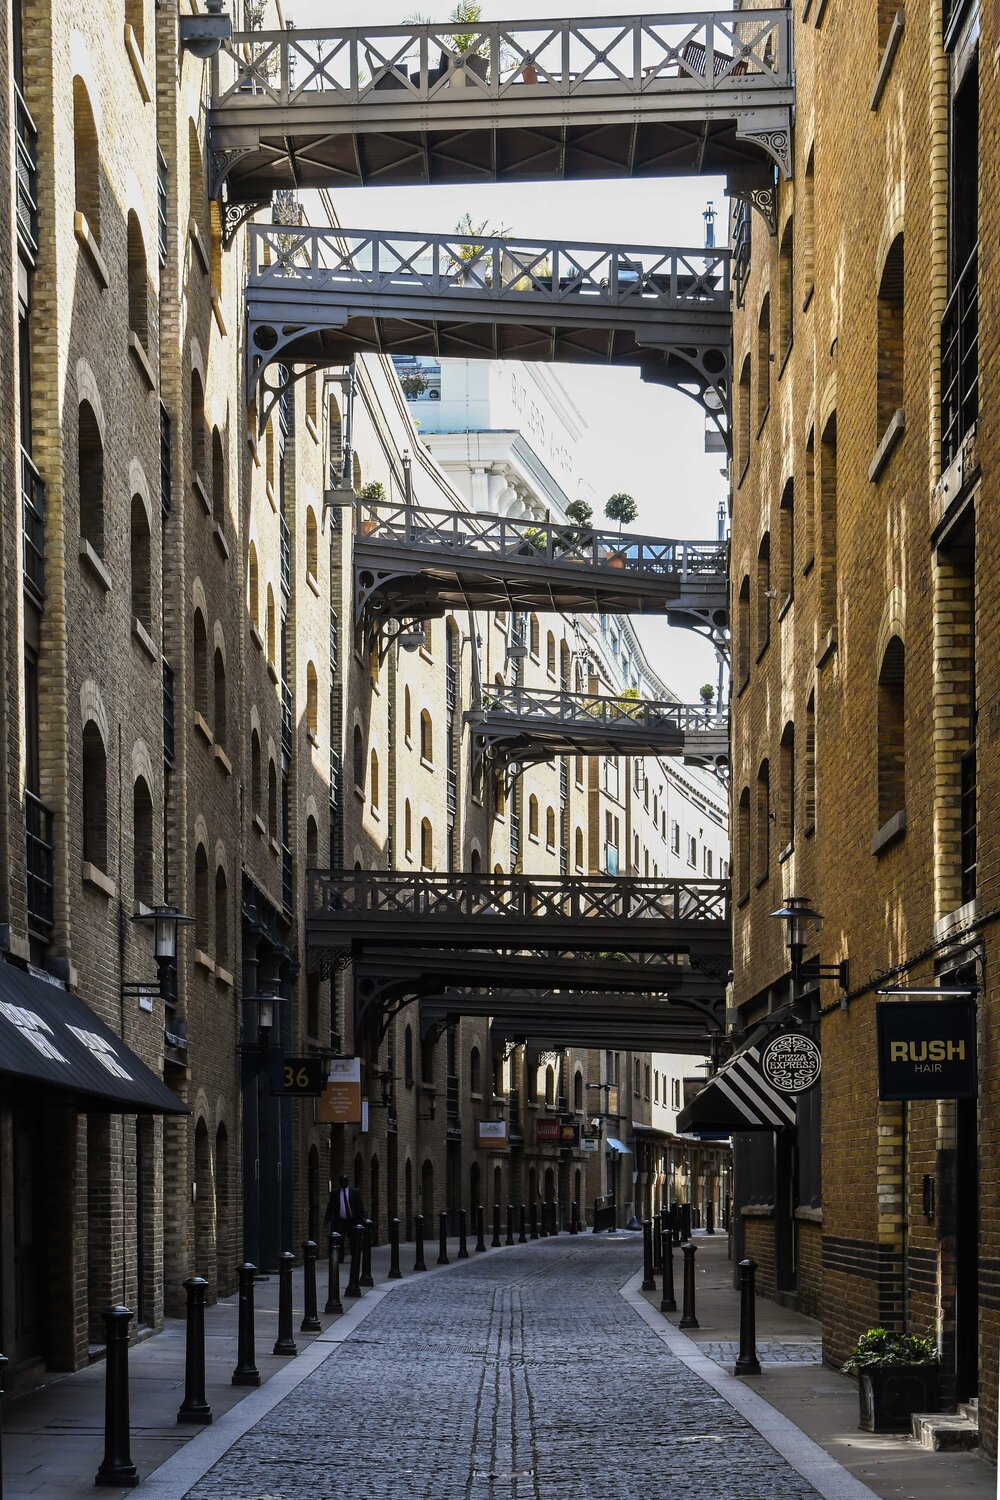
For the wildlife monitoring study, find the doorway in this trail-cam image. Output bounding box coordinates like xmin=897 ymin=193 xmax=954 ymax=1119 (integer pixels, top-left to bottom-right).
xmin=12 ymin=1112 xmax=46 ymax=1368
xmin=955 ymin=1096 xmax=980 ymax=1399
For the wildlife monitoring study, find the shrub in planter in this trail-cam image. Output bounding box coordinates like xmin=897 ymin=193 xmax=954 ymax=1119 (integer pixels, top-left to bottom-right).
xmin=843 ymin=1329 xmax=940 ymax=1433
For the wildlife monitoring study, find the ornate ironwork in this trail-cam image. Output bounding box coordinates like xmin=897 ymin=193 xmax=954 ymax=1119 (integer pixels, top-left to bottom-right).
xmin=209 ymin=10 xmax=794 ymax=198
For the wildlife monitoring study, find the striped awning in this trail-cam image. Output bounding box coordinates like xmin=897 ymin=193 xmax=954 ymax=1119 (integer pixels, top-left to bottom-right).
xmin=675 ymin=1043 xmax=798 ymax=1133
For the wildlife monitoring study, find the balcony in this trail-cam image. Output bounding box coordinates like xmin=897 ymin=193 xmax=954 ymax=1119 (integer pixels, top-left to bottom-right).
xmin=25 ymin=791 xmax=54 ymax=940
xmin=15 ymin=86 xmax=38 ymax=261
xmin=941 ymin=246 xmax=978 ymax=472
xmin=21 ymin=448 xmax=45 ymax=605
xmin=246 ymin=226 xmax=731 ymax=427
xmin=354 ymin=501 xmax=728 ymax=629
xmin=209 ymin=10 xmax=793 ymax=200
xmin=469 ymin=686 xmax=729 ymax=772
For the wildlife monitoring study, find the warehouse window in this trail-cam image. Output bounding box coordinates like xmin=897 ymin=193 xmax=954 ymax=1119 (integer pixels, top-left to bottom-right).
xmin=132 ymin=776 xmax=154 ymax=906
xmin=877 ymin=234 xmax=905 ymax=437
xmin=877 ymin=637 xmax=906 ymax=827
xmin=127 ymin=213 xmax=149 ymax=352
xmin=130 ymin=494 xmax=152 ymax=630
xmin=73 ymin=79 xmax=101 ymax=240
xmin=756 ymin=532 xmax=771 ymax=657
xmin=78 ymin=401 xmax=105 ymax=558
xmin=755 ymin=760 xmax=770 ymax=880
xmin=779 ymin=721 xmax=795 ymax=851
xmin=755 ymin=294 xmax=771 ymax=428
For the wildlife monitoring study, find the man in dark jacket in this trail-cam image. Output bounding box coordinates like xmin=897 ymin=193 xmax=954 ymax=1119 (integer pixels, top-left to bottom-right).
xmin=324 ymin=1174 xmax=366 ymax=1254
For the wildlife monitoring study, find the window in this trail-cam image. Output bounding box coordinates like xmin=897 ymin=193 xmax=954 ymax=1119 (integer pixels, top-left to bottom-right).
xmin=126 ymin=212 xmax=148 ymax=351
xmin=132 ymin=777 xmax=153 ymax=905
xmin=803 ymin=428 xmax=816 ymax=569
xmin=78 ymin=401 xmax=104 ymax=558
xmin=778 ymin=480 xmax=794 ymax=605
xmin=328 ymin=394 xmax=343 ymax=486
xmin=802 ymin=150 xmax=815 ymax=298
xmin=404 ymin=686 xmax=412 ymax=742
xmin=546 ymin=631 xmax=556 ymax=677
xmin=306 ymin=815 xmax=318 ymax=868
xmin=353 ymin=725 xmax=364 ymax=790
xmin=306 ymin=662 xmax=318 ymax=740
xmin=545 ymin=1067 xmax=555 ymax=1106
xmin=756 ymin=533 xmax=771 ymax=656
xmin=877 ymin=637 xmax=905 ymax=827
xmin=192 ymin=610 xmax=208 ymax=719
xmin=213 ymin=646 xmax=226 ymax=749
xmin=737 ymin=355 xmax=751 ymax=476
xmin=778 ymin=217 xmax=793 ymax=361
xmin=876 ymin=234 xmax=905 ymax=437
xmin=574 ymin=826 xmax=584 ymax=870
xmin=72 ymin=79 xmax=100 ymax=239
xmin=266 ymin=585 xmax=276 ymax=665
xmin=574 ymin=1070 xmax=583 ymax=1111
xmin=130 ymin=495 xmax=152 ymax=630
xmin=687 ymin=834 xmax=697 ymax=867
xmin=189 ymin=371 xmax=206 ymax=483
xmin=404 ymin=799 xmax=412 ymax=859
xmin=528 ymin=795 xmax=539 ymax=839
xmin=251 ymin=729 xmax=262 ymax=817
xmin=737 ymin=787 xmax=751 ymax=899
xmin=703 ymin=846 xmax=713 ymax=876
xmin=194 ymin=844 xmax=209 ymax=951
xmin=470 ymin=1047 xmax=482 ymax=1095
xmin=819 ymin=414 xmax=838 ymax=638
xmin=756 ymin=294 xmax=771 ymax=427
xmin=805 ymin=691 xmax=817 ymax=829
xmin=545 ymin=806 xmax=556 ymax=849
xmin=575 ymin=754 xmax=585 ymax=788
xmin=419 ymin=710 xmax=433 ymax=764
xmin=420 ymin=818 xmax=433 ymax=868
xmin=644 ymin=1064 xmax=650 ymax=1100
xmin=268 ymin=759 xmax=278 ymax=838
xmin=306 ymin=507 xmax=318 ymax=578
xmin=779 ymin=721 xmax=795 ymax=851
xmin=755 ymin=760 xmax=771 ymax=880
xmin=633 ymin=1058 xmax=640 ymax=1096
xmin=737 ymin=575 xmax=751 ymax=683
xmin=671 ymin=1079 xmax=681 ymax=1111
xmin=421 ymin=1030 xmax=435 ymax=1085
xmin=215 ymin=866 xmax=228 ymax=968
xmin=529 ymin=614 xmax=540 ymax=658
xmin=404 ymin=1025 xmax=414 ymax=1087
xmin=670 ymin=820 xmax=680 ymax=855
xmin=369 ymin=750 xmax=380 ymax=811
xmin=211 ymin=427 xmax=226 ymax=529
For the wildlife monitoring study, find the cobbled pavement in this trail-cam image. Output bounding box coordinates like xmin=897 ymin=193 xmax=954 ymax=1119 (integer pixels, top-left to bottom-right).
xmin=185 ymin=1236 xmax=821 ymax=1500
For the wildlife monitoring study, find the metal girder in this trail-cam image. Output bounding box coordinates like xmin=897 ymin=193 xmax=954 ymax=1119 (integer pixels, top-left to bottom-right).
xmin=352 ymin=946 xmax=726 ymax=994
xmin=353 ymin=502 xmax=727 ymax=639
xmin=419 ymin=988 xmax=725 ymax=1036
xmin=246 ymin=225 xmax=732 ymax=439
xmin=468 ymin=686 xmax=729 ymax=776
xmin=208 ymin=11 xmax=794 ymax=200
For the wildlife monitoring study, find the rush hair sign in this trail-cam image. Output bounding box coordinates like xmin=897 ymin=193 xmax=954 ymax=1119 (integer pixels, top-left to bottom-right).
xmin=876 ymin=998 xmax=977 ymax=1101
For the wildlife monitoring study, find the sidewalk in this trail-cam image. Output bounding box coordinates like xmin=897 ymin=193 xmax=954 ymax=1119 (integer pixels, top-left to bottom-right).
xmin=0 ymin=1233 xmax=464 ymax=1499
xmin=640 ymin=1231 xmax=995 ymax=1500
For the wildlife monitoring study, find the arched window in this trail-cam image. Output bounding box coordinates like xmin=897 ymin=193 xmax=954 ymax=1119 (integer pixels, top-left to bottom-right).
xmin=737 ymin=575 xmax=751 ymax=684
xmin=573 ymin=1070 xmax=583 ymax=1111
xmin=266 ymin=585 xmax=276 ymax=664
xmin=529 ymin=614 xmax=540 ymax=658
xmin=250 ymin=729 xmax=262 ymax=817
xmin=756 ymin=533 xmax=771 ymax=656
xmin=306 ymin=662 xmax=318 ymax=739
xmin=545 ymin=806 xmax=555 ymax=848
xmin=528 ymin=795 xmax=539 ymax=838
xmin=575 ymin=754 xmax=585 ymax=787
xmin=132 ymin=776 xmax=153 ymax=905
xmin=737 ymin=355 xmax=751 ymax=476
xmin=633 ymin=1058 xmax=641 ymax=1095
xmin=248 ymin=543 xmax=259 ymax=627
xmin=805 ymin=691 xmax=817 ymax=829
xmin=192 ymin=610 xmax=208 ymax=719
xmin=130 ymin=495 xmax=151 ymax=629
xmin=877 ymin=638 xmax=906 ymax=827
xmin=470 ymin=1047 xmax=482 ymax=1095
xmin=778 ymin=216 xmax=794 ymax=361
xmin=194 ymin=844 xmax=209 ymax=952
xmin=72 ymin=79 xmax=100 ymax=239
xmin=877 ymin=234 xmax=905 ymax=437
xmin=404 ymin=800 xmax=412 ymax=858
xmin=369 ymin=749 xmax=380 ymax=811
xmin=420 ymin=818 xmax=433 ymax=868
xmin=778 ymin=480 xmax=794 ymax=605
xmin=560 ymin=640 xmax=572 ymax=689
xmin=545 ymin=631 xmax=556 ymax=677
xmin=215 ymin=866 xmax=228 ymax=968
xmin=804 ymin=427 xmax=816 ymax=568
xmin=267 ymin=759 xmax=278 ymax=838
xmin=737 ymin=786 xmax=751 ymax=900
xmin=352 ymin=453 xmax=362 ymax=493
xmin=545 ymin=1066 xmax=555 ymax=1106
xmin=404 ymin=1025 xmax=414 ymax=1087
xmin=819 ymin=413 xmax=838 ymax=636
xmin=574 ymin=827 xmax=584 ymax=869
xmin=404 ymin=685 xmax=412 ymax=742
xmin=755 ymin=760 xmax=770 ymax=881
xmin=306 ymin=815 xmax=318 ymax=868
xmin=421 ymin=1030 xmax=435 ymax=1085
xmin=419 ymin=710 xmax=433 ymax=764
xmin=213 ymin=646 xmax=227 ymax=749
xmin=306 ymin=508 xmax=319 ymax=578
xmin=189 ymin=370 xmax=206 ymax=482
xmin=779 ymin=722 xmax=795 ymax=852
xmin=756 ymin=293 xmax=771 ymax=427
xmin=211 ymin=427 xmax=225 ymax=528
xmin=127 ymin=212 xmax=148 ymax=351
xmin=78 ymin=401 xmax=104 ymax=557
xmin=353 ymin=725 xmax=364 ymax=790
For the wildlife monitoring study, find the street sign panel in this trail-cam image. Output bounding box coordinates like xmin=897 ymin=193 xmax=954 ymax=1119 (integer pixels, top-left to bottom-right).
xmin=270 ymin=1055 xmax=325 ymax=1096
xmin=876 ymin=998 xmax=977 ymax=1101
xmin=318 ymin=1056 xmax=363 ymax=1121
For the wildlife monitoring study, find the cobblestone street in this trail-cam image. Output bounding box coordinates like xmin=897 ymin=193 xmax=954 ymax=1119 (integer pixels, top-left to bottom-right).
xmin=184 ymin=1237 xmax=822 ymax=1500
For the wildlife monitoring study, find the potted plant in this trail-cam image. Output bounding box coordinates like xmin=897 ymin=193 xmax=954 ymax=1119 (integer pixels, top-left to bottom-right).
xmin=358 ymin=480 xmax=386 ymax=535
xmin=445 ymin=2 xmax=490 ymax=84
xmin=604 ymin=492 xmax=638 ymax=568
xmin=558 ymin=498 xmax=594 ymax=557
xmin=843 ymin=1328 xmax=940 ymax=1433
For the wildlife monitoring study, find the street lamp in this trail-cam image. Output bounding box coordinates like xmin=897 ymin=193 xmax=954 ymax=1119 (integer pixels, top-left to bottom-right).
xmin=243 ymin=977 xmax=284 ymax=1036
xmin=771 ymin=897 xmax=849 ymax=992
xmin=130 ymin=904 xmax=194 ymax=995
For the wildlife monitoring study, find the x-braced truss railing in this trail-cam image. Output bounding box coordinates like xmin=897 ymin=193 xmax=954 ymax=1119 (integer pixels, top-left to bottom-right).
xmin=479 ymin=685 xmax=727 ymax=735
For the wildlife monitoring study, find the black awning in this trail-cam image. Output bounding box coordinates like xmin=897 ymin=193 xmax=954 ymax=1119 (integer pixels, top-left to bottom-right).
xmin=676 ymin=1041 xmax=798 ymax=1133
xmin=0 ymin=961 xmax=188 ymax=1115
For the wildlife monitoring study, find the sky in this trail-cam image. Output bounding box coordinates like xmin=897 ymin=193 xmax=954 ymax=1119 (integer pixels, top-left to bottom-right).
xmin=285 ymin=0 xmax=729 ymax=703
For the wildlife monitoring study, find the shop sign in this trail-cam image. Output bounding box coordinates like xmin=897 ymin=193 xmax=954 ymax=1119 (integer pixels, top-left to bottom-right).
xmin=581 ymin=1137 xmax=599 ymax=1153
xmin=536 ymin=1118 xmax=581 ymax=1147
xmin=270 ymin=1055 xmax=325 ymax=1096
xmin=477 ymin=1120 xmax=508 ymax=1148
xmin=318 ymin=1056 xmax=363 ymax=1122
xmin=760 ymin=1032 xmax=822 ymax=1094
xmin=876 ymin=999 xmax=977 ymax=1101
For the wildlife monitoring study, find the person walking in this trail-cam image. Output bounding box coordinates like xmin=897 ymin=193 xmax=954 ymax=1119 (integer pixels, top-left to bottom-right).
xmin=325 ymin=1174 xmax=366 ymax=1256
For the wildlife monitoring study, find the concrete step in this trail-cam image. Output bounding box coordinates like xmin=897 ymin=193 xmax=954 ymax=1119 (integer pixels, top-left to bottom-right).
xmin=911 ymin=1411 xmax=979 ymax=1452
xmin=958 ymin=1399 xmax=979 ymax=1424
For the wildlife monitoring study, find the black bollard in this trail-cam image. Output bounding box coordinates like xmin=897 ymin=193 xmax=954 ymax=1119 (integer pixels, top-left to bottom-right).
xmin=672 ymin=1204 xmax=683 ymax=1246
xmin=706 ymin=1198 xmax=716 ymax=1235
xmin=660 ymin=1229 xmax=677 ymax=1313
xmin=438 ymin=1211 xmax=450 ymax=1266
xmin=529 ymin=1202 xmax=539 ymax=1240
xmin=233 ymin=1263 xmax=261 ymax=1385
xmin=735 ymin=1258 xmax=762 ymax=1375
xmin=361 ymin=1220 xmax=375 ymax=1288
xmin=388 ymin=1218 xmax=403 ymax=1280
xmin=475 ymin=1204 xmax=487 ymax=1253
xmin=414 ymin=1214 xmax=427 ymax=1272
xmin=458 ymin=1207 xmax=470 ymax=1259
xmin=95 ymin=1306 xmax=139 ymax=1487
xmin=641 ymin=1221 xmax=656 ymax=1291
xmin=679 ymin=1240 xmax=699 ymax=1329
xmin=569 ymin=1200 xmax=578 ymax=1235
xmin=506 ymin=1203 xmax=515 ymax=1246
xmin=680 ymin=1202 xmax=692 ymax=1242
xmin=273 ymin=1251 xmax=298 ymax=1355
xmin=652 ymin=1213 xmax=663 ymax=1272
xmin=345 ymin=1225 xmax=363 ymax=1297
xmin=518 ymin=1204 xmax=527 ymax=1243
xmin=301 ymin=1240 xmax=321 ymax=1332
xmin=178 ymin=1277 xmax=213 ymax=1424
xmin=492 ymin=1202 xmax=502 ymax=1248
xmin=325 ymin=1235 xmax=344 ymax=1315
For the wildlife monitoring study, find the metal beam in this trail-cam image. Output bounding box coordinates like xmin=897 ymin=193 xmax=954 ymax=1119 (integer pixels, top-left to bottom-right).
xmin=209 ymin=11 xmax=794 ymax=199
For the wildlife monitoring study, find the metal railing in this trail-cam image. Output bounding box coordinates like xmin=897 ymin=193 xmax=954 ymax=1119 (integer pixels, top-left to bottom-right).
xmin=160 ymin=404 xmax=172 ymax=514
xmin=281 ymin=842 xmax=293 ymax=915
xmin=250 ymin=224 xmax=729 ymax=310
xmin=446 ymin=768 xmax=458 ymax=821
xmin=25 ymin=791 xmax=54 ymax=937
xmin=214 ymin=11 xmax=792 ymax=106
xmin=479 ymin=685 xmax=728 ymax=737
xmin=941 ymin=246 xmax=978 ymax=470
xmin=279 ymin=513 xmax=291 ymax=596
xmin=15 ymin=86 xmax=38 ymax=260
xmin=309 ymin=870 xmax=730 ymax=924
xmin=21 ymin=448 xmax=45 ymax=604
xmin=281 ymin=680 xmax=293 ymax=757
xmin=356 ymin=501 xmax=726 ymax=580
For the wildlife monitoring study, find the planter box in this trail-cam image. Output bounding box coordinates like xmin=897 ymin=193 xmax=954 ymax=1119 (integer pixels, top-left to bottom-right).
xmin=858 ymin=1365 xmax=940 ymax=1432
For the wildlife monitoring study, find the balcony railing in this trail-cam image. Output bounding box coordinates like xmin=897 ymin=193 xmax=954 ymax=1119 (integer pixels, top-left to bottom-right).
xmin=480 ymin=685 xmax=726 ymax=736
xmin=356 ymin=501 xmax=726 ymax=582
xmin=733 ymin=198 xmax=750 ymax=309
xmin=281 ymin=841 xmax=293 ymax=914
xmin=281 ymin=679 xmax=293 ymax=758
xmin=941 ymin=246 xmax=978 ymax=470
xmin=445 ymin=1072 xmax=460 ymax=1126
xmin=15 ymin=86 xmax=38 ymax=261
xmin=445 ymin=662 xmax=458 ymax=713
xmin=25 ymin=790 xmax=54 ymax=938
xmin=21 ymin=448 xmax=45 ymax=604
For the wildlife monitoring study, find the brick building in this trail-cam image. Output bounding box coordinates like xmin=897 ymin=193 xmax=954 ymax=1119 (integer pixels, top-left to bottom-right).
xmin=727 ymin=0 xmax=989 ymax=1446
xmin=0 ymin=0 xmax=728 ymax=1382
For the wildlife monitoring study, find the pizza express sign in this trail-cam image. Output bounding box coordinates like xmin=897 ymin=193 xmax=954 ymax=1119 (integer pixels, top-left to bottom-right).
xmin=760 ymin=1032 xmax=822 ymax=1094
xmin=876 ymin=998 xmax=977 ymax=1101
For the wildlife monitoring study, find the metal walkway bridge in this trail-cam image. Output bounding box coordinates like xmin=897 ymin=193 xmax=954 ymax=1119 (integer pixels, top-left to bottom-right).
xmin=209 ymin=10 xmax=792 ymax=209
xmin=247 ymin=226 xmax=731 ymax=426
xmin=468 ymin=686 xmax=729 ymax=773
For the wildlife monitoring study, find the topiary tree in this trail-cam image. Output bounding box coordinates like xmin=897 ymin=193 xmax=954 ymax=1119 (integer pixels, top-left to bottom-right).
xmin=699 ymin=682 xmax=716 ymax=708
xmin=604 ymin=492 xmax=638 ymax=535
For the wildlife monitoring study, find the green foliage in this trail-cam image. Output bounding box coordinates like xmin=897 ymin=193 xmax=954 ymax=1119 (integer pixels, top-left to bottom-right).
xmin=842 ymin=1329 xmax=939 ymax=1374
xmin=620 ymin=685 xmax=640 ymax=699
xmin=400 ymin=372 xmax=429 ymax=399
xmin=359 ymin=480 xmax=386 ymax=502
xmin=448 ymin=0 xmax=486 ymax=57
xmin=522 ymin=526 xmax=548 ymax=552
xmin=604 ymin=492 xmax=638 ymax=532
xmin=564 ymin=499 xmax=594 ymax=526
xmin=699 ymin=682 xmax=716 ymax=705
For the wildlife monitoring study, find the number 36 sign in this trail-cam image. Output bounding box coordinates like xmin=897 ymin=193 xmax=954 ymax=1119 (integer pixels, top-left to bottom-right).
xmin=269 ymin=1055 xmax=325 ymax=1096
